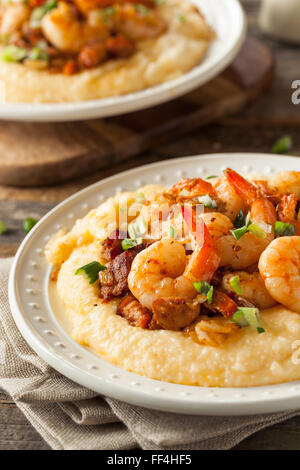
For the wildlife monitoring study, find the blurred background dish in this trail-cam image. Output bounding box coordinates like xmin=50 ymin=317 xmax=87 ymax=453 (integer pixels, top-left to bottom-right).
xmin=0 ymin=0 xmax=246 ymax=121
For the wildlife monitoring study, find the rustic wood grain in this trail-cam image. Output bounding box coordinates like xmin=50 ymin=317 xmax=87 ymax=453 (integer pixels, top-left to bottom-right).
xmin=0 ymin=36 xmax=274 ymax=187
xmin=1 ymin=0 xmax=300 ymax=450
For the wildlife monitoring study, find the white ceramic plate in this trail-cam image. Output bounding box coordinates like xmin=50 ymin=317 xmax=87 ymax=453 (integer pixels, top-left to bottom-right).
xmin=0 ymin=0 xmax=246 ymax=122
xmin=9 ymin=153 xmax=300 ymax=415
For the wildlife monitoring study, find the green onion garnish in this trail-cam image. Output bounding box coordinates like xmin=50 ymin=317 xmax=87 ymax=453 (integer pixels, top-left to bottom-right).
xmin=198 ymin=194 xmax=218 ymax=209
xmin=134 ymin=4 xmax=150 ymax=15
xmin=2 ymin=45 xmax=27 ymax=62
xmin=257 ymin=327 xmax=265 ymax=334
xmin=30 ymin=0 xmax=57 ymax=28
xmin=28 ymin=47 xmax=50 ymax=61
xmin=229 ymin=275 xmax=242 ymax=295
xmin=234 ymin=210 xmax=246 ymax=229
xmin=75 ymin=261 xmax=106 ymax=284
xmin=272 ymin=136 xmax=292 ymax=155
xmin=230 ymin=225 xmax=249 ymax=240
xmin=128 ymin=220 xmax=147 ymax=240
xmin=169 ymin=226 xmax=175 ymax=238
xmin=232 ymin=307 xmax=265 ymax=334
xmin=193 ymin=281 xmax=214 ymax=304
xmin=178 ymin=15 xmax=186 ymax=23
xmin=121 ymin=237 xmax=143 ymax=251
xmin=248 ymin=224 xmax=267 ymax=239
xmin=206 ymin=175 xmax=217 ymax=180
xmin=23 ymin=218 xmax=38 ymax=234
xmin=274 ymin=221 xmax=296 ymax=237
xmin=0 ymin=221 xmax=7 ymax=235
xmin=100 ymin=5 xmax=116 ymax=22
xmin=232 ymin=310 xmax=249 ymax=327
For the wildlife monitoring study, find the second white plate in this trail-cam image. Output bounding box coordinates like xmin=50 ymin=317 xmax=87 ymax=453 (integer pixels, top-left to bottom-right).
xmin=0 ymin=0 xmax=246 ymax=122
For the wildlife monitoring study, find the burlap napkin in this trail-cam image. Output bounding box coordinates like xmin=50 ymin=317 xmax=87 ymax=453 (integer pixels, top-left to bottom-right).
xmin=0 ymin=257 xmax=299 ymax=450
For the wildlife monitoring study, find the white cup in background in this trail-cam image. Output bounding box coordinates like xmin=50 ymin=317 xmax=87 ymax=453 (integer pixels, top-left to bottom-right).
xmin=259 ymin=0 xmax=300 ymax=44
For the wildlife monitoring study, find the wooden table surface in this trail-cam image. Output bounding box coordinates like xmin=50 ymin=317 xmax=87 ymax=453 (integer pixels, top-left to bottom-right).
xmin=1 ymin=0 xmax=300 ymax=450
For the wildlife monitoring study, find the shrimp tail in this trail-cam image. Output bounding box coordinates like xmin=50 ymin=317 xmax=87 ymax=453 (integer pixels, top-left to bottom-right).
xmin=181 ymin=205 xmax=220 ymax=282
xmin=224 ymin=168 xmax=259 ymax=205
xmin=278 ymin=193 xmax=297 ymax=223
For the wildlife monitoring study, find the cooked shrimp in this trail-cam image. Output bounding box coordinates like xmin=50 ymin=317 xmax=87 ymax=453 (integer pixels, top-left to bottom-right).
xmin=74 ymin=0 xmax=155 ymax=15
xmin=169 ymin=176 xmax=246 ymax=221
xmin=128 ymin=206 xmax=220 ymax=310
xmin=259 ymin=236 xmax=300 ymax=313
xmin=211 ymin=176 xmax=246 ymax=221
xmin=169 ymin=177 xmax=216 ymax=199
xmin=222 ymin=271 xmax=277 ymax=309
xmin=201 ymin=197 xmax=276 ymax=269
xmin=0 ymin=3 xmax=30 ymax=36
xmin=41 ymin=2 xmax=108 ymax=53
xmin=87 ymin=3 xmax=166 ymax=41
xmin=276 ymin=193 xmax=300 ymax=235
xmin=269 ymin=171 xmax=300 ymax=199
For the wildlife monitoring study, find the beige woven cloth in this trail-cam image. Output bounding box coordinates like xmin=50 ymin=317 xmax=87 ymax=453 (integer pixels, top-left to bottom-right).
xmin=0 ymin=257 xmax=299 ymax=450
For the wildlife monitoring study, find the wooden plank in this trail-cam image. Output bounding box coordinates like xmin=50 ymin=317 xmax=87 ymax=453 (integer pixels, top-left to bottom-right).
xmin=0 ymin=36 xmax=274 ymax=187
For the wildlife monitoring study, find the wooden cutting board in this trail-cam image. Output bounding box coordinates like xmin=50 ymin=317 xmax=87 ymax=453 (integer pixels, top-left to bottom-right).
xmin=0 ymin=36 xmax=274 ymax=187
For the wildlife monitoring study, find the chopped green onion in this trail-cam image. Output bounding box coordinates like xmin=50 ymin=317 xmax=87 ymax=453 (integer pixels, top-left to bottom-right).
xmin=75 ymin=261 xmax=106 ymax=284
xmin=169 ymin=226 xmax=175 ymax=238
xmin=134 ymin=4 xmax=150 ymax=15
xmin=100 ymin=5 xmax=116 ymax=22
xmin=121 ymin=237 xmax=143 ymax=251
xmin=193 ymin=281 xmax=214 ymax=304
xmin=257 ymin=327 xmax=265 ymax=334
xmin=178 ymin=14 xmax=186 ymax=23
xmin=23 ymin=218 xmax=38 ymax=234
xmin=128 ymin=219 xmax=147 ymax=240
xmin=230 ymin=225 xmax=249 ymax=240
xmin=136 ymin=192 xmax=145 ymax=204
xmin=229 ymin=275 xmax=242 ymax=295
xmin=206 ymin=175 xmax=217 ymax=180
xmin=30 ymin=0 xmax=57 ymax=28
xmin=2 ymin=45 xmax=27 ymax=62
xmin=248 ymin=224 xmax=267 ymax=239
xmin=198 ymin=194 xmax=218 ymax=209
xmin=274 ymin=221 xmax=296 ymax=237
xmin=245 ymin=212 xmax=252 ymax=227
xmin=272 ymin=136 xmax=292 ymax=154
xmin=232 ymin=307 xmax=265 ymax=334
xmin=28 ymin=47 xmax=50 ymax=61
xmin=234 ymin=210 xmax=246 ymax=229
xmin=0 ymin=221 xmax=7 ymax=235
xmin=232 ymin=310 xmax=249 ymax=327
